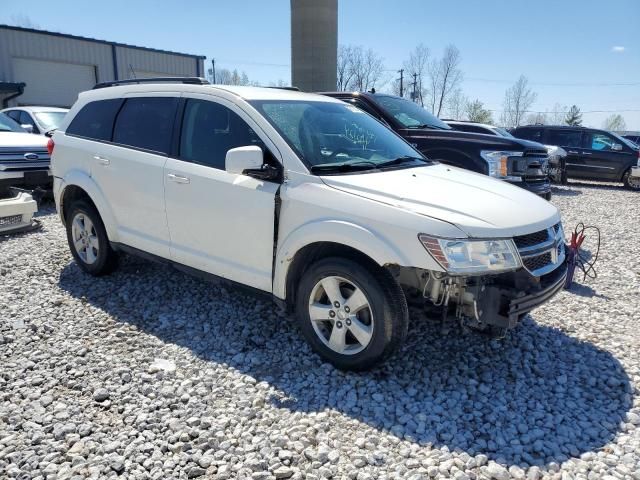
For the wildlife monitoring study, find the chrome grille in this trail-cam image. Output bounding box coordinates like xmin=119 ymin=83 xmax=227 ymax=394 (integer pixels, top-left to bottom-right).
xmin=0 ymin=215 xmax=23 ymax=227
xmin=515 ymin=223 xmax=565 ymax=276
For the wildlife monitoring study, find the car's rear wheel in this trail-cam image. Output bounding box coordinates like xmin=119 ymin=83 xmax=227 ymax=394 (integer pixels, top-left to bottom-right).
xmin=295 ymin=257 xmax=408 ymax=371
xmin=622 ymin=168 xmax=640 ymax=190
xmin=65 ymin=200 xmax=118 ymax=275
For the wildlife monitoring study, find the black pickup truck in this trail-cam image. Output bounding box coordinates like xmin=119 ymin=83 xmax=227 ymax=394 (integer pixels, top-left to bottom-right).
xmin=320 ymin=92 xmax=552 ymax=199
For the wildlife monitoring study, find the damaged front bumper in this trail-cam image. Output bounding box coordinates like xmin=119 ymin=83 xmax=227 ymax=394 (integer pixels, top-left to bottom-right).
xmin=0 ymin=191 xmax=39 ymax=235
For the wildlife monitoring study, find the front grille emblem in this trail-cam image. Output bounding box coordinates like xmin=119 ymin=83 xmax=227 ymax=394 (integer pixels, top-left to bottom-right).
xmin=24 ymin=153 xmax=40 ymax=160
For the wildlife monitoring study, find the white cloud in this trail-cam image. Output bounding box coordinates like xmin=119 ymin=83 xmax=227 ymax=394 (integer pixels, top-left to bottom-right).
xmin=611 ymin=46 xmax=625 ymax=53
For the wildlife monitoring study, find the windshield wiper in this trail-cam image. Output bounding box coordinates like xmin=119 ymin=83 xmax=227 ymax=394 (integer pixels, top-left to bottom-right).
xmin=406 ymin=123 xmax=449 ymax=130
xmin=310 ymin=160 xmax=378 ymax=173
xmin=376 ymin=156 xmax=427 ymax=168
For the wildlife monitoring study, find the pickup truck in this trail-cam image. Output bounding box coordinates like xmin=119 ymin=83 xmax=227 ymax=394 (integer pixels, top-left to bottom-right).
xmin=320 ymin=92 xmax=552 ymax=199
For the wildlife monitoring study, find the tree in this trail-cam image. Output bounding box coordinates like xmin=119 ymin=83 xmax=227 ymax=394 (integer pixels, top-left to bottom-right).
xmin=547 ymin=103 xmax=568 ymax=125
xmin=403 ymin=43 xmax=430 ymax=104
xmin=466 ymin=100 xmax=493 ymax=124
xmin=565 ymin=105 xmax=582 ymax=126
xmin=603 ymin=114 xmax=626 ymax=131
xmin=445 ymin=89 xmax=468 ymax=120
xmin=500 ymin=75 xmax=537 ymax=128
xmin=337 ymin=45 xmax=355 ymax=91
xmin=524 ymin=112 xmax=548 ymax=125
xmin=336 ymin=45 xmax=385 ymax=92
xmin=427 ymin=45 xmax=463 ymax=116
xmin=207 ymin=67 xmax=253 ymax=86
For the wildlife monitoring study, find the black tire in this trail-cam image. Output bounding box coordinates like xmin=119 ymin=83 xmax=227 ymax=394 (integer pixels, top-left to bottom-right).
xmin=65 ymin=200 xmax=118 ymax=276
xmin=295 ymin=256 xmax=408 ymax=371
xmin=622 ymin=168 xmax=640 ymax=191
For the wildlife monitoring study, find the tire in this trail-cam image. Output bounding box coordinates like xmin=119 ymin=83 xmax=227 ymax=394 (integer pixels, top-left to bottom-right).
xmin=622 ymin=168 xmax=640 ymax=191
xmin=295 ymin=256 xmax=409 ymax=371
xmin=65 ymin=200 xmax=118 ymax=276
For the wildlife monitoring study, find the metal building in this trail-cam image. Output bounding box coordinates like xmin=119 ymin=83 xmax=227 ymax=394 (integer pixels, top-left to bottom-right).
xmin=0 ymin=25 xmax=205 ymax=108
xmin=291 ymin=0 xmax=337 ymax=92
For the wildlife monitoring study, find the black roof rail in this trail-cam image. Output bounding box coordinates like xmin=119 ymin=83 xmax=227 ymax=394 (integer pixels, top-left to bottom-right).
xmin=266 ymin=86 xmax=300 ymax=91
xmin=93 ymin=77 xmax=210 ymax=89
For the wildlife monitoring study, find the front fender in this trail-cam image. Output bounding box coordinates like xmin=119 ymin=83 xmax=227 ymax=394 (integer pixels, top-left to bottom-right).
xmin=272 ymin=219 xmax=411 ymax=300
xmin=59 ymin=170 xmax=119 ymax=242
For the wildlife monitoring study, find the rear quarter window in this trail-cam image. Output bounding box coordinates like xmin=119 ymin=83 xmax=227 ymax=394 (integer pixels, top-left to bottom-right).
xmin=67 ymin=99 xmax=124 ymax=141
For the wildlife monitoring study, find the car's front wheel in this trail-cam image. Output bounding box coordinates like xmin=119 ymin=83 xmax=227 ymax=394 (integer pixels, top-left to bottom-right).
xmin=295 ymin=257 xmax=408 ymax=371
xmin=622 ymin=168 xmax=640 ymax=190
xmin=65 ymin=200 xmax=118 ymax=276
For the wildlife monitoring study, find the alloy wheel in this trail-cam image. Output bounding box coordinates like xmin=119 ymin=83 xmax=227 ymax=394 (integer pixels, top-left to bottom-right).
xmin=71 ymin=213 xmax=99 ymax=264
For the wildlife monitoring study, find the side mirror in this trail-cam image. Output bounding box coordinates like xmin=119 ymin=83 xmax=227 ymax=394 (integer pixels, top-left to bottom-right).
xmin=611 ymin=143 xmax=623 ymax=151
xmin=225 ymin=146 xmax=264 ymax=174
xmin=21 ymin=124 xmax=34 ymax=134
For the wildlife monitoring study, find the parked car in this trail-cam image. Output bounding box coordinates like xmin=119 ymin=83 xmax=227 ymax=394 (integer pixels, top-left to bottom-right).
xmin=0 ymin=112 xmax=51 ymax=197
xmin=511 ymin=125 xmax=640 ymax=190
xmin=52 ymin=78 xmax=567 ymax=370
xmin=319 ymin=92 xmax=552 ymax=199
xmin=446 ymin=120 xmax=567 ymax=184
xmin=1 ymin=106 xmax=69 ymax=135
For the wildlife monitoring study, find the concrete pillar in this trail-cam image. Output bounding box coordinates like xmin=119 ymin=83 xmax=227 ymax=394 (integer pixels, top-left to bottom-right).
xmin=291 ymin=0 xmax=337 ymax=92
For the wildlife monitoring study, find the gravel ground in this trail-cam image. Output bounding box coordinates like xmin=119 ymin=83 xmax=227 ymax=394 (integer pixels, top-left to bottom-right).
xmin=1 ymin=181 xmax=639 ymax=480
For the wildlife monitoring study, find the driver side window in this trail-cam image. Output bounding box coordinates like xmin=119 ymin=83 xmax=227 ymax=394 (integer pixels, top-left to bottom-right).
xmin=179 ymin=99 xmax=267 ymax=170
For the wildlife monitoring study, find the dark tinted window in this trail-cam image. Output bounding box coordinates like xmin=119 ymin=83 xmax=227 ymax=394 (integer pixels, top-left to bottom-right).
xmin=19 ymin=112 xmax=37 ymax=132
xmin=6 ymin=110 xmax=21 ymax=122
xmin=179 ymin=99 xmax=265 ymax=169
xmin=454 ymin=124 xmax=492 ymax=135
xmin=67 ymin=99 xmax=123 ymax=141
xmin=113 ymin=97 xmax=178 ymax=154
xmin=547 ymin=129 xmax=583 ymax=148
xmin=513 ymin=127 xmax=543 ymax=142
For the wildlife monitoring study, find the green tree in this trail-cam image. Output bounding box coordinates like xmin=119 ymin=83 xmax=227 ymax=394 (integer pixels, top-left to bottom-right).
xmin=466 ymin=100 xmax=493 ymax=124
xmin=565 ymin=105 xmax=582 ymax=126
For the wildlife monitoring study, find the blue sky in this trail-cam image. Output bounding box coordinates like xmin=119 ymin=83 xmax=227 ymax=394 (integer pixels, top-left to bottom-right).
xmin=2 ymin=0 xmax=639 ymax=129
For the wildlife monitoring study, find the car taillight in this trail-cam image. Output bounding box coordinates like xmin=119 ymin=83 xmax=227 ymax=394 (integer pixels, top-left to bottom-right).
xmin=47 ymin=138 xmax=54 ymax=156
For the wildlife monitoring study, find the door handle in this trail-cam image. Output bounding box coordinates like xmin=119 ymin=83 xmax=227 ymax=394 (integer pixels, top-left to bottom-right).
xmin=567 ymin=150 xmax=579 ymax=155
xmin=93 ymin=155 xmax=110 ymax=165
xmin=167 ymin=173 xmax=190 ymax=184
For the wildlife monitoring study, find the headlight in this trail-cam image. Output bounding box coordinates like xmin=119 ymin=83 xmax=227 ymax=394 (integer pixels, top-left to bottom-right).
xmin=480 ymin=150 xmax=523 ymax=181
xmin=419 ymin=235 xmax=521 ymax=274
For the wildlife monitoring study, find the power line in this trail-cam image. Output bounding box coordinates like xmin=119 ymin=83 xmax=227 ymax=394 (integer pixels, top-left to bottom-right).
xmin=465 ymin=77 xmax=640 ymax=87
xmin=486 ymin=109 xmax=640 ymax=113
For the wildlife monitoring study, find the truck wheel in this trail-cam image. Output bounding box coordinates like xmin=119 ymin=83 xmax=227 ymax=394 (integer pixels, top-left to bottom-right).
xmin=65 ymin=200 xmax=118 ymax=276
xmin=295 ymin=257 xmax=408 ymax=371
xmin=622 ymin=169 xmax=640 ymax=190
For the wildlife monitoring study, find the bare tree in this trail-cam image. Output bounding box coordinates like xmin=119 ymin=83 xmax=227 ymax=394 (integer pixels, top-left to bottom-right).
xmin=466 ymin=100 xmax=493 ymax=124
xmin=547 ymin=103 xmax=568 ymax=125
xmin=500 ymin=75 xmax=537 ymax=128
xmin=10 ymin=14 xmax=40 ymax=28
xmin=603 ymin=114 xmax=626 ymax=131
xmin=207 ymin=68 xmax=253 ymax=86
xmin=427 ymin=45 xmax=463 ymax=116
xmin=349 ymin=46 xmax=385 ymax=92
xmin=337 ymin=45 xmax=355 ymax=91
xmin=403 ymin=43 xmax=430 ymax=104
xmin=524 ymin=112 xmax=548 ymax=125
xmin=445 ymin=89 xmax=468 ymax=120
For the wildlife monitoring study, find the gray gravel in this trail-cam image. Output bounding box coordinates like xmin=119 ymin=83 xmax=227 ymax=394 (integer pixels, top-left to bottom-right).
xmin=1 ymin=181 xmax=639 ymax=480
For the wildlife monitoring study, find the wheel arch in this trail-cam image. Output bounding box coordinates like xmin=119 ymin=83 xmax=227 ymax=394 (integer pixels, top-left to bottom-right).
xmin=59 ymin=171 xmax=118 ymax=242
xmin=273 ymin=220 xmax=410 ymax=306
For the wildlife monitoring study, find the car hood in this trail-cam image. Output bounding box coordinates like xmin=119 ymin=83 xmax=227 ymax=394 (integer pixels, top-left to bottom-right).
xmin=400 ymin=128 xmax=548 ymax=152
xmin=0 ymin=132 xmax=49 ymax=149
xmin=320 ymin=164 xmax=561 ymax=238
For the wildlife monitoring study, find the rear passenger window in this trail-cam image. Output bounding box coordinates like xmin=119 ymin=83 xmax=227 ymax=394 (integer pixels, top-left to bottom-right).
xmin=113 ymin=97 xmax=178 ymax=155
xmin=67 ymin=99 xmax=123 ymax=141
xmin=179 ymin=99 xmax=265 ymax=170
xmin=514 ymin=128 xmax=543 ymax=142
xmin=547 ymin=130 xmax=582 ymax=148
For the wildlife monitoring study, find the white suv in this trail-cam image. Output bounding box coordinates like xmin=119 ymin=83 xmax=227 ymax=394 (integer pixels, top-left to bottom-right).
xmin=51 ymin=78 xmax=567 ymax=370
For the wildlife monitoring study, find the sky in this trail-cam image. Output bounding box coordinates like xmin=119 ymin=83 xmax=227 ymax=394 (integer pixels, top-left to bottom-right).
xmin=2 ymin=0 xmax=639 ymax=130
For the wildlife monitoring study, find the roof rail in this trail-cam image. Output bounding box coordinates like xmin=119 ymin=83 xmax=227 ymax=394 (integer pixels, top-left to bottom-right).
xmin=266 ymin=86 xmax=300 ymax=91
xmin=93 ymin=77 xmax=210 ymax=89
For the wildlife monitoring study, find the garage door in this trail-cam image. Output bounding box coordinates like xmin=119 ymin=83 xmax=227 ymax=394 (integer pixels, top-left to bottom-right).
xmin=13 ymin=58 xmax=97 ymax=107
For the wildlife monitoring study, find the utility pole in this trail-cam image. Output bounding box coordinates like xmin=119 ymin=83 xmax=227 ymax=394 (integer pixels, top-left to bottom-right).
xmin=397 ymin=69 xmax=404 ymax=97
xmin=412 ymin=73 xmax=418 ymax=102
xmin=211 ymin=58 xmax=216 ymax=83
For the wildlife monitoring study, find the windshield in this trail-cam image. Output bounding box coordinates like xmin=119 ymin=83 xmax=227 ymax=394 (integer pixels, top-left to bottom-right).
xmin=0 ymin=113 xmax=26 ymax=133
xmin=610 ymin=131 xmax=639 ymax=151
xmin=251 ymin=100 xmax=429 ymax=173
xmin=372 ymin=95 xmax=451 ymax=130
xmin=493 ymin=127 xmax=515 ymax=138
xmin=34 ymin=111 xmax=67 ymax=131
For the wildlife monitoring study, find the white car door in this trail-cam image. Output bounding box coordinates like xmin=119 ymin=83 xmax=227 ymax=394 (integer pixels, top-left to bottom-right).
xmin=164 ymin=94 xmax=281 ymax=292
xmin=90 ymin=94 xmax=179 ymax=258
